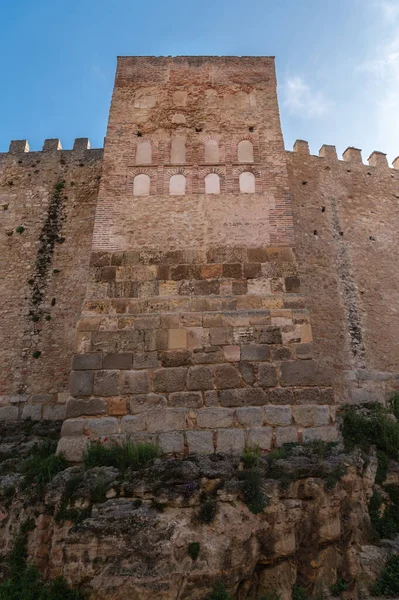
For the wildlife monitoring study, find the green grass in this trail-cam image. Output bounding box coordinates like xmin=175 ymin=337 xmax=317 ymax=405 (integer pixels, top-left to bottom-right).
xmin=187 ymin=542 xmax=200 ymax=561
xmin=208 ymin=582 xmax=232 ymax=600
xmin=20 ymin=440 xmax=68 ymax=495
xmin=83 ymin=441 xmax=160 ymax=473
xmin=371 ymin=554 xmax=399 ymax=597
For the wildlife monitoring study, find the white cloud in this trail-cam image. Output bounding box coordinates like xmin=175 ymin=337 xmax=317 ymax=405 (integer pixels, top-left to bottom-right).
xmin=358 ymin=5 xmax=399 ymax=159
xmin=378 ymin=0 xmax=399 ymax=22
xmin=282 ymin=75 xmax=331 ymax=119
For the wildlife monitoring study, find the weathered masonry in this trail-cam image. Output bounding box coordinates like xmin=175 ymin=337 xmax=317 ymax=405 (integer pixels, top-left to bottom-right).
xmin=1 ymin=56 xmax=398 ymax=460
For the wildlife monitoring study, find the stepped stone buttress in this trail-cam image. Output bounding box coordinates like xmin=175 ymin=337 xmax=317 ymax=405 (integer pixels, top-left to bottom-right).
xmin=58 ymin=56 xmax=336 ymax=460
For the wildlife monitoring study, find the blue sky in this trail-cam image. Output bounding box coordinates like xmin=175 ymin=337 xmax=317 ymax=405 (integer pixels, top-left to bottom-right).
xmin=1 ymin=0 xmax=398 ymax=163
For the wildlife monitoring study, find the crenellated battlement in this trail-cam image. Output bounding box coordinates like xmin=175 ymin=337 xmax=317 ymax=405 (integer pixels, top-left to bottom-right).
xmin=291 ymin=139 xmax=399 ymax=170
xmin=2 ymin=137 xmax=103 ymax=157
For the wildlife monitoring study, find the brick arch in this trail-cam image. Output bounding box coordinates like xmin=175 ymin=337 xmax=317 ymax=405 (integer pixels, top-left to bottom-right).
xmin=198 ymin=166 xmax=226 ymax=194
xmin=233 ymin=166 xmax=262 ymax=194
xmin=164 ymin=167 xmax=192 ymax=195
xmin=128 ymin=168 xmax=157 ymax=196
xmin=198 ymin=134 xmax=225 ymax=164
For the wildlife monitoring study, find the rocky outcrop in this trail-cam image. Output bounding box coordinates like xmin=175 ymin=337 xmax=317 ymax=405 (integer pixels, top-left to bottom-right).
xmin=1 ymin=422 xmax=397 ymax=600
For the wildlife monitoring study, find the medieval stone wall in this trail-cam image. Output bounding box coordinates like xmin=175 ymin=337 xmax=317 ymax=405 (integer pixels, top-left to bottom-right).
xmin=1 ymin=56 xmax=398 ymax=449
xmin=287 ymin=141 xmax=399 ymax=404
xmin=0 ymin=139 xmax=103 ymax=420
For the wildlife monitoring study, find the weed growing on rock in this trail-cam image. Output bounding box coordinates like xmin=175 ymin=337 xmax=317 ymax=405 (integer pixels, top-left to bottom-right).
xmin=199 ymin=498 xmax=216 ymax=523
xmin=368 ymin=488 xmax=399 ymax=540
xmin=83 ymin=441 xmax=160 ymax=473
xmin=242 ymin=444 xmax=261 ymax=468
xmin=15 ymin=225 xmax=24 ymax=233
xmin=292 ymin=585 xmax=307 ymax=600
xmin=208 ymin=582 xmax=232 ymax=600
xmin=20 ymin=440 xmax=67 ymax=496
xmin=330 ymin=578 xmax=348 ymax=596
xmin=187 ymin=542 xmax=200 ymax=560
xmin=239 ymin=468 xmax=268 ymax=514
xmin=371 ymin=554 xmax=399 ymax=596
xmin=341 ymin=403 xmax=399 ymax=458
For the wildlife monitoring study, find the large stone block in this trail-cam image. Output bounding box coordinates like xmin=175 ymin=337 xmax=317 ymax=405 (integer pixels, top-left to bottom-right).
xmin=146 ymin=408 xmax=187 ymax=432
xmin=213 ymin=364 xmax=242 ymax=389
xmin=169 ymin=392 xmax=203 ymax=408
xmin=264 ymin=405 xmax=292 ymax=426
xmin=133 ymin=351 xmax=159 ymax=369
xmin=216 ymin=429 xmax=245 ymax=454
xmin=186 ymin=430 xmax=214 ymax=454
xmin=72 ymin=354 xmax=102 ymax=370
xmin=43 ymin=405 xmax=66 ymax=421
xmin=22 ymin=404 xmax=42 ymax=421
xmin=302 ymin=426 xmax=338 ymax=443
xmin=121 ymin=371 xmax=150 ymax=394
xmin=269 ymin=388 xmax=294 ymax=405
xmin=280 ymin=360 xmax=331 ymax=387
xmin=69 ymin=370 xmax=94 ymax=397
xmin=61 ymin=418 xmax=85 ymax=437
xmin=275 ymin=426 xmax=299 ymax=446
xmin=103 ymin=353 xmax=133 ymax=369
xmin=120 ymin=414 xmax=147 ymax=432
xmin=235 ymin=407 xmax=263 ymax=426
xmin=160 ymin=350 xmax=192 ymax=367
xmin=241 ymin=345 xmax=271 ymax=361
xmin=187 ymin=366 xmax=213 ymax=391
xmin=293 ymin=405 xmax=330 ymax=427
xmin=57 ymin=437 xmax=90 ymax=462
xmin=153 ymin=368 xmax=188 ymax=392
xmin=293 ymin=388 xmax=320 ymax=405
xmin=158 ymin=432 xmax=184 ymax=454
xmin=197 ymin=408 xmax=234 ymax=428
xmin=129 ymin=393 xmax=166 ymax=414
xmin=258 ymin=365 xmax=278 ymax=387
xmin=246 ymin=427 xmax=272 ymax=450
xmin=94 ymin=370 xmax=120 ymax=396
xmin=220 ymin=388 xmax=269 ymax=407
xmin=0 ymin=406 xmax=19 ymax=421
xmin=209 ymin=327 xmax=233 ymax=346
xmin=66 ymin=397 xmax=107 ymax=418
xmin=86 ymin=417 xmax=119 ymax=436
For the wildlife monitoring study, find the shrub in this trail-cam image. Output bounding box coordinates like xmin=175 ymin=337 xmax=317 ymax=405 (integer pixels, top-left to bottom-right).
xmin=330 ymin=578 xmax=348 ymax=596
xmin=208 ymin=582 xmax=232 ymax=600
xmin=260 ymin=591 xmax=281 ymax=600
xmin=341 ymin=404 xmax=399 ymax=458
xmin=240 ymin=468 xmax=268 ymax=514
xmin=371 ymin=554 xmax=399 ymax=596
xmin=83 ymin=441 xmax=160 ymax=473
xmin=187 ymin=542 xmax=200 ymax=560
xmin=292 ymin=585 xmax=307 ymax=600
xmin=199 ymin=498 xmax=217 ymax=524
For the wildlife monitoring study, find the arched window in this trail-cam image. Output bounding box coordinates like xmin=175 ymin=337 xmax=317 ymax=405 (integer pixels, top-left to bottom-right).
xmin=136 ymin=141 xmax=152 ymax=164
xmin=171 ymin=138 xmax=186 ymax=163
xmin=238 ymin=140 xmax=254 ymax=163
xmin=133 ymin=174 xmax=150 ymax=196
xmin=205 ymin=173 xmax=220 ymax=194
xmin=205 ymin=139 xmax=219 ymax=163
xmin=169 ymin=174 xmax=186 ymax=195
xmin=239 ymin=172 xmax=255 ymax=194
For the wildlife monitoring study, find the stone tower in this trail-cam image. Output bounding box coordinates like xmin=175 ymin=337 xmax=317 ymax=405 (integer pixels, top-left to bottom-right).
xmin=59 ymin=56 xmax=335 ymax=460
